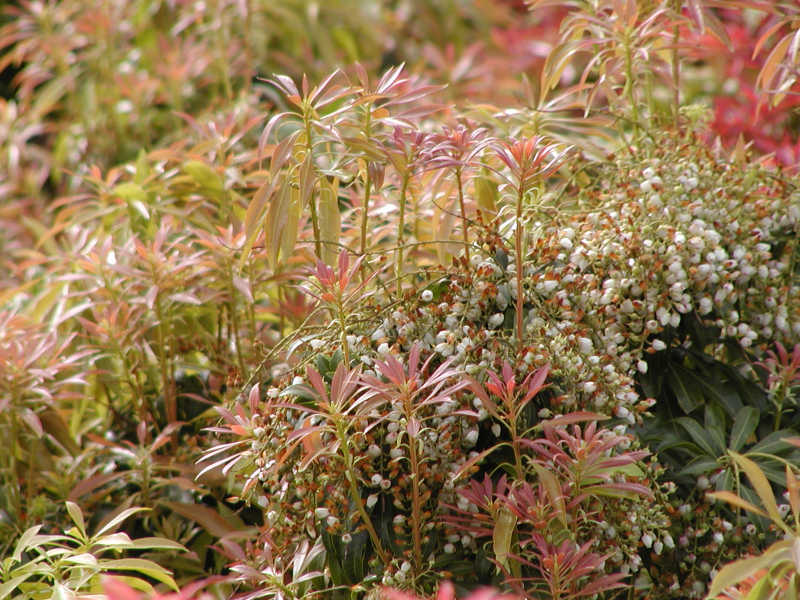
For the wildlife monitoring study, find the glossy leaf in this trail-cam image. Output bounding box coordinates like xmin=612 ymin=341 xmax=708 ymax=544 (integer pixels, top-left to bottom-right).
xmin=729 ymin=451 xmax=784 ymax=527
xmin=729 ymin=406 xmax=760 ymax=453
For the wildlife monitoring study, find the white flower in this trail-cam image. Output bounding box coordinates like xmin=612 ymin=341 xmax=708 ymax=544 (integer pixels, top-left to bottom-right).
xmin=652 ymin=339 xmax=667 ymax=351
xmin=366 ymin=494 xmax=378 ymax=509
xmin=464 ymin=429 xmax=479 ymax=446
xmin=721 ymin=520 xmax=733 ymax=531
xmin=435 ymin=342 xmax=454 ymax=357
xmin=371 ymin=474 xmax=383 ymax=486
xmin=636 ymin=360 xmax=648 ymax=374
xmin=641 ymin=532 xmax=653 ymax=548
xmin=421 ymin=289 xmax=433 ymax=302
xmin=315 ymin=507 xmax=330 ymax=519
xmin=488 ymin=313 xmax=505 ymax=328
xmin=578 ymin=337 xmax=593 ymax=354
xmin=541 ymin=280 xmax=558 ymax=293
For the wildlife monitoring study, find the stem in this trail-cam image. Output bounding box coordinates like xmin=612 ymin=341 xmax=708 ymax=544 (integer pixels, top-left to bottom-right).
xmin=8 ymin=391 xmax=22 ymax=520
xmin=515 ymin=185 xmax=525 ymax=354
xmin=672 ymin=23 xmax=680 ymax=128
xmin=304 ymin=115 xmax=322 ymax=259
xmin=360 ymin=173 xmax=372 ymax=259
xmin=403 ymin=396 xmax=423 ymax=571
xmin=155 ymin=294 xmax=175 ymax=425
xmin=396 ymin=175 xmax=409 ymax=299
xmin=551 ymin=558 xmax=562 ymax=600
xmin=455 ymin=167 xmax=470 ymax=263
xmin=360 ymin=105 xmax=373 ymax=267
xmin=337 ymin=300 xmax=351 ymax=367
xmin=507 ymin=410 xmax=525 ymax=483
xmin=228 ymin=285 xmax=247 ymax=379
xmin=774 ymin=395 xmax=784 ymax=431
xmin=624 ymin=34 xmax=639 ymax=142
xmin=336 ymin=420 xmax=389 ymax=566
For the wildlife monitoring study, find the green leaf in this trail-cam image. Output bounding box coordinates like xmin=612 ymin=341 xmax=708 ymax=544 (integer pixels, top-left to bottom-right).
xmin=667 ymin=364 xmax=703 ymax=414
xmin=318 ymin=177 xmax=341 ymax=266
xmin=729 ymin=451 xmax=784 ymax=526
xmin=675 ymin=417 xmax=718 ymax=458
xmin=63 ymin=553 xmax=98 ymax=566
xmin=128 ymin=537 xmax=187 ymax=551
xmin=93 ymin=533 xmax=133 ymax=548
xmin=729 ymin=406 xmax=760 ymax=452
xmin=492 ymin=507 xmax=517 ymax=572
xmin=28 ymin=281 xmax=66 ymax=325
xmin=704 ymin=404 xmax=727 ymax=456
xmin=65 ymin=502 xmax=86 ymax=538
xmin=280 ymin=383 xmax=318 ymax=403
xmin=103 ymin=575 xmax=156 ymax=594
xmin=0 ymin=575 xmax=34 ymax=600
xmin=532 ymin=463 xmax=567 ymax=528
xmin=678 ymin=457 xmax=720 ymax=477
xmin=707 ymin=543 xmax=788 ymax=597
xmin=707 ymin=490 xmax=768 ymax=518
xmin=112 ymin=182 xmax=149 ymax=219
xmin=97 ymin=558 xmax=178 ymax=591
xmin=241 ymin=178 xmax=273 ymax=271
xmin=715 ymin=467 xmax=735 ymax=493
xmin=95 ymin=507 xmax=149 ymax=538
xmin=52 ymin=583 xmax=73 ymax=600
xmin=279 ymin=185 xmax=302 ymax=265
xmin=263 ymin=176 xmax=293 ymax=270
xmin=12 ymin=526 xmax=43 ymax=562
xmin=749 ymin=430 xmax=794 ymax=455
xmin=183 ymin=161 xmax=224 ymax=194
xmin=321 ymin=529 xmax=346 ymax=586
xmin=698 ymin=370 xmax=743 ymax=417
xmin=474 ymin=173 xmax=497 ymax=214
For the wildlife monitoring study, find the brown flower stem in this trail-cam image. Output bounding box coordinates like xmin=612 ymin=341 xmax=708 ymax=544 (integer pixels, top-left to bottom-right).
xmin=515 ymin=185 xmax=525 ymax=354
xmin=396 ymin=175 xmax=409 ymax=299
xmin=336 ymin=420 xmax=389 ymax=566
xmin=403 ymin=395 xmax=424 ymax=571
xmin=456 ymin=167 xmax=470 ymax=263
